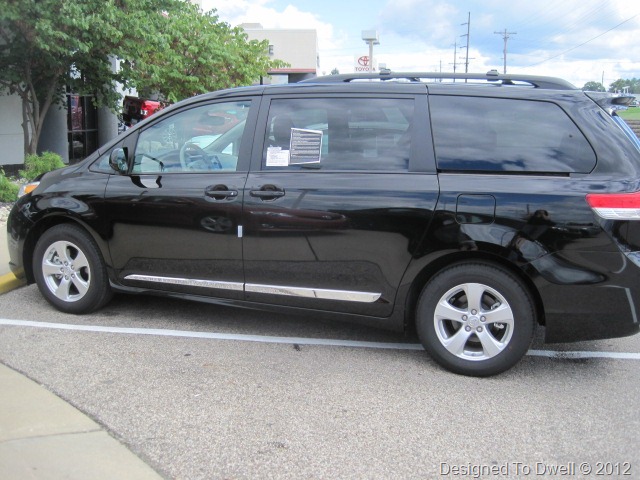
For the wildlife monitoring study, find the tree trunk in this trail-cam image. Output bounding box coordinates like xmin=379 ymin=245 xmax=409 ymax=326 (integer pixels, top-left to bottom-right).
xmin=20 ymin=77 xmax=62 ymax=156
xmin=20 ymin=91 xmax=36 ymax=156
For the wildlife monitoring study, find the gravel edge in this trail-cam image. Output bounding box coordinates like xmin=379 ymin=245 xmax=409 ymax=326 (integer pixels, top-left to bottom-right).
xmin=1 ymin=202 xmax=13 ymax=230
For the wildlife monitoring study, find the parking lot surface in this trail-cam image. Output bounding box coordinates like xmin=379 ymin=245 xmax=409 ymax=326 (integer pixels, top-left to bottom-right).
xmin=1 ymin=284 xmax=639 ymax=479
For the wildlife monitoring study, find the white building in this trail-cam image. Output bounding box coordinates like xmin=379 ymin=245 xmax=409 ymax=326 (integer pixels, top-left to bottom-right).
xmin=242 ymin=24 xmax=318 ymax=84
xmin=0 ymin=95 xmax=24 ymax=168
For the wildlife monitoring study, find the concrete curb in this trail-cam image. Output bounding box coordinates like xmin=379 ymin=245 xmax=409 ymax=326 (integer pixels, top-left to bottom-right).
xmin=0 ymin=272 xmax=26 ymax=295
xmin=0 ymin=363 xmax=164 ymax=480
xmin=2 ymin=215 xmax=24 ymax=294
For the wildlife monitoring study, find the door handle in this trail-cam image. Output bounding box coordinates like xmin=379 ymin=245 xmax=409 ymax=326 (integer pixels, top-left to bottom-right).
xmin=205 ymin=185 xmax=238 ymax=201
xmin=250 ymin=185 xmax=285 ymax=200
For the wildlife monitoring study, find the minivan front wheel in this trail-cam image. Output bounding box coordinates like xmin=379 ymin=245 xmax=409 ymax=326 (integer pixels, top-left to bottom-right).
xmin=33 ymin=224 xmax=112 ymax=314
xmin=416 ymin=263 xmax=535 ymax=376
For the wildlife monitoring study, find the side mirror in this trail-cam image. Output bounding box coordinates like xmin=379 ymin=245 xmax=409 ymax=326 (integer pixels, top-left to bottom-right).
xmin=109 ymin=148 xmax=129 ymax=174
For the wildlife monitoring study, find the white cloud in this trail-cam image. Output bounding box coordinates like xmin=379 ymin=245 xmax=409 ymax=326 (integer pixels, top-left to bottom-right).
xmin=203 ymin=0 xmax=639 ymax=86
xmin=204 ymin=0 xmax=342 ymax=53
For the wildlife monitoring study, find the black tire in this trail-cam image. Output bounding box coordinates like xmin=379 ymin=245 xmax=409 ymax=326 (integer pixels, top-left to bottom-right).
xmin=416 ymin=262 xmax=535 ymax=377
xmin=33 ymin=224 xmax=113 ymax=314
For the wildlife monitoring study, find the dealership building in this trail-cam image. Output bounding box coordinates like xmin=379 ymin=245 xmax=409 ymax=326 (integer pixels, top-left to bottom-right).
xmin=241 ymin=24 xmax=318 ymax=84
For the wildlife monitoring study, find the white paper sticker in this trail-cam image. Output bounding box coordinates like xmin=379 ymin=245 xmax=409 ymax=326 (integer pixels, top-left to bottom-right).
xmin=289 ymin=128 xmax=322 ymax=164
xmin=266 ymin=147 xmax=290 ymax=166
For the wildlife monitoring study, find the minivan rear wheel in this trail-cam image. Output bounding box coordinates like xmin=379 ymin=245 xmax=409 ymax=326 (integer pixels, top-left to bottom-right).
xmin=33 ymin=224 xmax=112 ymax=314
xmin=416 ymin=262 xmax=535 ymax=376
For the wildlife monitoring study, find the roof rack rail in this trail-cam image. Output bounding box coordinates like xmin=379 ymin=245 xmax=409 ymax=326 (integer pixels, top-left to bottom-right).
xmin=302 ymin=69 xmax=577 ymax=90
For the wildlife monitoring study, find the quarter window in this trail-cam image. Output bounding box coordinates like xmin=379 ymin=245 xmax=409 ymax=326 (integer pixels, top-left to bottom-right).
xmin=430 ymin=96 xmax=596 ymax=173
xmin=91 ymin=151 xmax=113 ymax=173
xmin=262 ymin=98 xmax=414 ymax=171
xmin=133 ymin=100 xmax=251 ymax=174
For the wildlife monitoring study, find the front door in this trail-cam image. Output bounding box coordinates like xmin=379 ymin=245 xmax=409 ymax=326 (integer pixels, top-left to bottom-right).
xmin=104 ymin=98 xmax=256 ymax=299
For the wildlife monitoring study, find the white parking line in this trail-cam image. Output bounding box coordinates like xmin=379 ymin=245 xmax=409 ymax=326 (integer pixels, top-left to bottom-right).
xmin=1 ymin=318 xmax=639 ymax=360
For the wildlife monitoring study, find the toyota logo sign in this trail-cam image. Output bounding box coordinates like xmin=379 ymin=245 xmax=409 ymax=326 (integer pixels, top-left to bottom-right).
xmin=354 ymin=55 xmax=377 ymax=72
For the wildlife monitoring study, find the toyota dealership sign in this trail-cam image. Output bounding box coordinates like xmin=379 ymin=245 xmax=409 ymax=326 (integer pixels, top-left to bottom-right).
xmin=354 ymin=55 xmax=378 ymax=72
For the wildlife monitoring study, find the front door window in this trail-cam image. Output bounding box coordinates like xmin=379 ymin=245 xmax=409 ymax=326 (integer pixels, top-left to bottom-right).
xmin=133 ymin=101 xmax=251 ymax=174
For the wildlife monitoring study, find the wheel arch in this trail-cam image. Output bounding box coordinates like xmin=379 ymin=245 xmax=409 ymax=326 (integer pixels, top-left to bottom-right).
xmin=402 ymin=251 xmax=545 ymax=334
xmin=23 ymin=215 xmax=110 ymax=284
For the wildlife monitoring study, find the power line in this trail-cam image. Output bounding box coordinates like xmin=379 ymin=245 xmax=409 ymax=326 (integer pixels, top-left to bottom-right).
xmin=527 ymin=14 xmax=639 ymax=67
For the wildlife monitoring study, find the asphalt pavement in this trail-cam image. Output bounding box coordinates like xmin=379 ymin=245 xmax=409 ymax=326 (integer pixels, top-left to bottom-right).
xmin=2 ymin=283 xmax=640 ymax=479
xmin=1 ymin=221 xmax=164 ymax=479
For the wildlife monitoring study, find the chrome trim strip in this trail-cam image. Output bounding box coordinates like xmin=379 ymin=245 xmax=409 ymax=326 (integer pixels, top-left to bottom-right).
xmin=124 ymin=274 xmax=243 ymax=291
xmin=124 ymin=275 xmax=381 ymax=303
xmin=245 ymin=283 xmax=381 ymax=303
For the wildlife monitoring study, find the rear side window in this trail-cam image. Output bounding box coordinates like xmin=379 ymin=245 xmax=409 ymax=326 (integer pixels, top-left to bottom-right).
xmin=430 ymin=96 xmax=596 ymax=173
xmin=262 ymin=97 xmax=414 ymax=171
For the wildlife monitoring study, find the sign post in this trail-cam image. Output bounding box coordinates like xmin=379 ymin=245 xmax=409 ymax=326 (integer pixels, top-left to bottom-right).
xmin=361 ymin=30 xmax=379 ymax=73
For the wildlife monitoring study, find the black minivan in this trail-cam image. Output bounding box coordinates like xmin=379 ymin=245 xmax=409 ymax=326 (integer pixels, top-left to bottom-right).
xmin=8 ymin=71 xmax=640 ymax=376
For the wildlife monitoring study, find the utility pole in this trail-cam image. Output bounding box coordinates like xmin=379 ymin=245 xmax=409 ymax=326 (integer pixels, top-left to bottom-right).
xmin=461 ymin=12 xmax=471 ymax=73
xmin=450 ymin=41 xmax=463 ymax=81
xmin=494 ymin=28 xmax=517 ymax=74
xmin=452 ymin=40 xmax=458 ymax=73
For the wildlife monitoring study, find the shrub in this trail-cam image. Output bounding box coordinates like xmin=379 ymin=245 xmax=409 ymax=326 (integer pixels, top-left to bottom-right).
xmin=0 ymin=169 xmax=19 ymax=202
xmin=20 ymin=151 xmax=65 ymax=181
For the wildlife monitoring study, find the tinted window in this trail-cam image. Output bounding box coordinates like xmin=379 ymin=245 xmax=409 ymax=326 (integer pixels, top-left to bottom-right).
xmin=263 ymin=98 xmax=414 ymax=171
xmin=67 ymin=94 xmax=99 ymax=163
xmin=133 ymin=100 xmax=251 ymax=173
xmin=430 ymin=96 xmax=596 ymax=173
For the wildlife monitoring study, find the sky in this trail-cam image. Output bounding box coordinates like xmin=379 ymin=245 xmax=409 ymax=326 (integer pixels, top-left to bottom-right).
xmin=202 ymin=0 xmax=640 ymax=89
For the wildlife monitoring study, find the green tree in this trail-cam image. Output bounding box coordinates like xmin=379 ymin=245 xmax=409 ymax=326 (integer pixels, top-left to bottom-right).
xmin=582 ymin=81 xmax=606 ymax=92
xmin=1 ymin=0 xmax=158 ymax=155
xmin=0 ymin=0 xmax=283 ymax=157
xmin=608 ymin=78 xmax=640 ymax=94
xmin=121 ymin=6 xmax=286 ymax=102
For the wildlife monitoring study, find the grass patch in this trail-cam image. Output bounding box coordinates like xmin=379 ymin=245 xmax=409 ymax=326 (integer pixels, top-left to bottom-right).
xmin=618 ymin=108 xmax=640 ymax=121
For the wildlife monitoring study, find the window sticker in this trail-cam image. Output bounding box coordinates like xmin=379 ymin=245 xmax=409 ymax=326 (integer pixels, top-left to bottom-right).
xmin=289 ymin=128 xmax=323 ymax=165
xmin=266 ymin=146 xmax=291 ymax=166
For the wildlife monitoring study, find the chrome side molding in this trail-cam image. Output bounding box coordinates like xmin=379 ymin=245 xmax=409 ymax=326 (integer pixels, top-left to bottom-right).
xmin=245 ymin=283 xmax=381 ymax=303
xmin=124 ymin=275 xmax=381 ymax=303
xmin=124 ymin=275 xmax=243 ymax=291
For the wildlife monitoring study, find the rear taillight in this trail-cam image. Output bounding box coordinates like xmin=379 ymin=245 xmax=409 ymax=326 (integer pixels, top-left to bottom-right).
xmin=586 ymin=192 xmax=640 ymax=220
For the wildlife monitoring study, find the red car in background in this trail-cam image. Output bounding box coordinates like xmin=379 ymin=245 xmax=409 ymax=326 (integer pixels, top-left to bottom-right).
xmin=122 ymin=96 xmax=166 ymax=127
